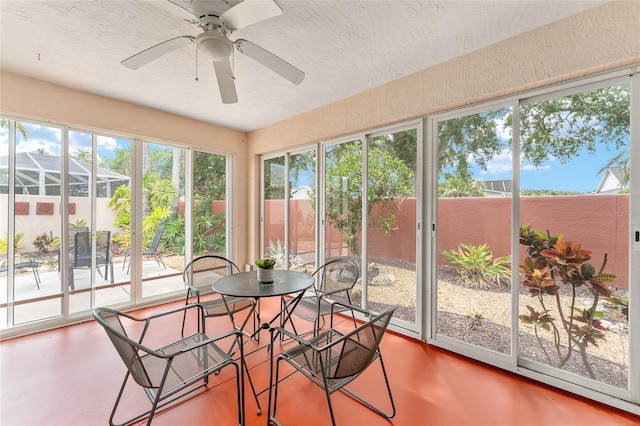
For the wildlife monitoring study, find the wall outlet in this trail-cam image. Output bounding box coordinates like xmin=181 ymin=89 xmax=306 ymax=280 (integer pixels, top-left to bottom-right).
xmin=245 ymin=264 xmax=253 ymax=272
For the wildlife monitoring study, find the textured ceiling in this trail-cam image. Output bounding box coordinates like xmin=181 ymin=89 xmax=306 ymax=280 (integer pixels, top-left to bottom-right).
xmin=0 ymin=0 xmax=606 ymax=132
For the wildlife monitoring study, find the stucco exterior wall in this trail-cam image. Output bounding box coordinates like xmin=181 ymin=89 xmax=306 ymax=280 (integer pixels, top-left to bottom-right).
xmin=245 ymin=1 xmax=640 ymax=260
xmin=0 ymin=72 xmax=250 ymax=266
xmin=438 ymin=195 xmax=630 ymax=289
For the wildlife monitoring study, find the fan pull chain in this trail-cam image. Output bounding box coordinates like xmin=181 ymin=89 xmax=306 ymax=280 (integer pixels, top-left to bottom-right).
xmin=231 ymin=46 xmax=236 ymax=80
xmin=195 ymin=47 xmax=199 ymax=82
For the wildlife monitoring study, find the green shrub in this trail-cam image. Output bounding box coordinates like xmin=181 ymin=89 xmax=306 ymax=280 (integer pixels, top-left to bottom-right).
xmin=33 ymin=232 xmax=59 ymax=253
xmin=441 ymin=243 xmax=511 ymax=288
xmin=0 ymin=232 xmax=25 ymax=257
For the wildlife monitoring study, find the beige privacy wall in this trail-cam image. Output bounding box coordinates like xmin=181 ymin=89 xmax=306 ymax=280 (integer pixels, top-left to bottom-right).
xmin=245 ymin=0 xmax=640 ymax=258
xmin=0 ymin=72 xmax=250 ymax=265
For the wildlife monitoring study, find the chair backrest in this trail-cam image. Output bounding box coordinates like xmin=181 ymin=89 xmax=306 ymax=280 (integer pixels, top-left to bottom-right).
xmin=73 ymin=231 xmax=92 ymax=267
xmin=73 ymin=230 xmax=111 ymax=267
xmin=93 ymin=307 xmax=155 ymax=389
xmin=329 ymin=304 xmax=397 ymax=380
xmin=183 ymin=255 xmax=240 ymax=293
xmin=69 ymin=226 xmax=89 ymax=249
xmin=312 ymin=257 xmax=359 ymax=294
xmin=146 ymin=226 xmax=165 ymax=252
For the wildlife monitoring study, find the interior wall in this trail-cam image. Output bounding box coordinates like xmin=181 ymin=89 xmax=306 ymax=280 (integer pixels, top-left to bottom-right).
xmin=245 ymin=0 xmax=640 ymax=261
xmin=0 ymin=72 xmax=250 ymax=266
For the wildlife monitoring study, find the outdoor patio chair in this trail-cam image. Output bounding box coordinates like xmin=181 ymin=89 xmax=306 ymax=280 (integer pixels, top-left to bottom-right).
xmin=182 ymin=255 xmax=258 ymax=342
xmin=285 ymin=257 xmax=359 ymax=337
xmin=0 ymin=254 xmax=41 ymax=289
xmin=69 ymin=230 xmax=114 ymax=290
xmin=123 ymin=225 xmax=166 ymax=274
xmin=93 ymin=305 xmax=245 ymax=426
xmin=268 ymin=303 xmax=398 ymax=426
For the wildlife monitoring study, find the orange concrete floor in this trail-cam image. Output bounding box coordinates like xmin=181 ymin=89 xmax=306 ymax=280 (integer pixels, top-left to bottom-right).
xmin=1 ymin=298 xmax=639 ymax=426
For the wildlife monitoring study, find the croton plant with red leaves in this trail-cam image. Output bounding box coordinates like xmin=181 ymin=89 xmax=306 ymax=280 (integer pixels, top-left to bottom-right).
xmin=518 ymin=224 xmax=625 ymax=379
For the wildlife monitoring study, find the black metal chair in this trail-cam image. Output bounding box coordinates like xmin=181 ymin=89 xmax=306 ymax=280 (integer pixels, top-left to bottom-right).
xmin=286 ymin=257 xmax=359 ymax=336
xmin=123 ymin=225 xmax=166 ymax=274
xmin=93 ymin=304 xmax=244 ymax=426
xmin=268 ymin=303 xmax=398 ymax=425
xmin=69 ymin=230 xmax=114 ymax=290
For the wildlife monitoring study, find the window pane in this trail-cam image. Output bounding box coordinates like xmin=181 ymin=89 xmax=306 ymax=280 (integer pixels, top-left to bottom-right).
xmin=517 ymin=83 xmax=630 ymax=390
xmin=436 ymin=107 xmax=513 ymax=355
xmin=324 ymin=140 xmax=362 ymax=265
xmin=367 ymin=129 xmax=417 ymax=322
xmin=140 ymin=143 xmax=185 ymax=298
xmin=289 ymin=150 xmax=316 ymax=271
xmin=7 ymin=122 xmax=64 ymax=324
xmin=264 ymin=156 xmax=285 ymax=267
xmin=192 ymin=151 xmax=227 ymax=256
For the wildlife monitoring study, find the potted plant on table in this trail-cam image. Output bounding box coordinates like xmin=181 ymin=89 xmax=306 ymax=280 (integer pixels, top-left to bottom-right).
xmin=255 ymin=258 xmax=276 ymax=283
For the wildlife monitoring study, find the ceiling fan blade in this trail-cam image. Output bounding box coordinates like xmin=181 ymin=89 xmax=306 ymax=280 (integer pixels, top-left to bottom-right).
xmin=121 ymin=36 xmax=195 ymax=70
xmin=142 ymin=0 xmax=195 ymax=21
xmin=212 ymin=59 xmax=239 ymax=104
xmin=235 ymin=39 xmax=305 ymax=85
xmin=222 ymin=0 xmax=282 ymax=30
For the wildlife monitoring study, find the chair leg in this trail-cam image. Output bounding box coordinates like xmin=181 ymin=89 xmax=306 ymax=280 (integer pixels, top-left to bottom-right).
xmin=69 ymin=266 xmax=75 ymax=291
xmin=156 ymin=253 xmax=166 ymax=269
xmin=267 ymin=343 xmax=282 ymax=425
xmin=322 ymin=377 xmax=338 ymax=426
xmin=241 ymin=356 xmax=262 ymax=415
xmin=339 ymin=354 xmax=396 ymax=420
xmin=31 ymin=263 xmax=41 ymax=290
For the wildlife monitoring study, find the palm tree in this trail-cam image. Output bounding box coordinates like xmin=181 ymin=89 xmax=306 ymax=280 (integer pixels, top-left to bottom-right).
xmin=439 ymin=173 xmax=485 ymax=197
xmin=0 ymin=119 xmax=30 ymax=140
xmin=597 ymin=150 xmax=629 ymax=187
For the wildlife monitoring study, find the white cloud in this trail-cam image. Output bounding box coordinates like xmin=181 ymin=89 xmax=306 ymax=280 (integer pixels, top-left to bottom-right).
xmin=479 ymin=150 xmax=512 ymax=175
xmin=470 ymin=148 xmax=554 ymax=176
xmin=522 ymin=163 xmax=551 ymax=171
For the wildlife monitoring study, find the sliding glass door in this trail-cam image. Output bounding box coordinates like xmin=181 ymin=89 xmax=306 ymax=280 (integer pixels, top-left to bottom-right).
xmin=1 ymin=121 xmax=65 ymax=326
xmin=1 ymin=117 xmax=234 ymax=333
xmin=429 ymin=74 xmax=636 ymax=405
xmin=434 ymin=105 xmax=514 ymax=356
xmin=139 ymin=142 xmax=185 ymax=298
xmin=192 ymin=151 xmax=229 ymax=257
xmin=262 ymin=148 xmax=317 ymax=271
xmin=366 ymin=128 xmax=418 ymax=327
xmin=68 ymin=130 xmax=132 ymax=314
xmin=517 ymin=82 xmax=631 ymax=393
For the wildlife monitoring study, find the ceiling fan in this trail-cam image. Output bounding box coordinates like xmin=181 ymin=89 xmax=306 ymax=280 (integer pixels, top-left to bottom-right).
xmin=121 ymin=0 xmax=305 ymax=104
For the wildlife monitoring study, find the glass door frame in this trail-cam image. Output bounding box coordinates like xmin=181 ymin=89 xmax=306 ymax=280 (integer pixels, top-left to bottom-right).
xmin=319 ymin=120 xmax=423 ymax=337
xmin=426 ymin=97 xmax=518 ymax=372
xmin=426 ymin=69 xmax=639 ymax=411
xmin=260 ymin=145 xmax=319 ymax=269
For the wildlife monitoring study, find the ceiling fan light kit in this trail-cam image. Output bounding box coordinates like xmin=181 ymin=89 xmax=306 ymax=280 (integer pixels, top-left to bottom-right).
xmin=196 ymin=32 xmax=232 ymax=62
xmin=123 ymin=0 xmax=305 ymax=104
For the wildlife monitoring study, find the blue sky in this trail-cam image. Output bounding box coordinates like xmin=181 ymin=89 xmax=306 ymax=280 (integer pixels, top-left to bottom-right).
xmin=1 ymin=123 xmax=129 ymax=162
xmin=471 ymin=143 xmax=626 ymax=193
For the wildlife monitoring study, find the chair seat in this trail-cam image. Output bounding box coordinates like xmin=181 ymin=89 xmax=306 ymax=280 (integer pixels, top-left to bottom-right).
xmin=293 ymin=295 xmax=353 ymax=321
xmin=145 ymin=332 xmax=233 ymax=395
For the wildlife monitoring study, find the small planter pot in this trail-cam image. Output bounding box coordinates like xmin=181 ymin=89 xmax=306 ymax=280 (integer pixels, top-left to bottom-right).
xmin=257 ymin=267 xmax=274 ymax=283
